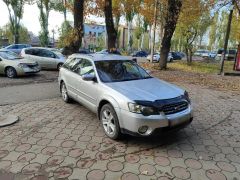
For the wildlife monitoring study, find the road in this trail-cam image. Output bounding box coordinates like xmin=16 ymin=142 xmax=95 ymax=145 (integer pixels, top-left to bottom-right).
xmin=0 ymin=82 xmax=59 ymax=105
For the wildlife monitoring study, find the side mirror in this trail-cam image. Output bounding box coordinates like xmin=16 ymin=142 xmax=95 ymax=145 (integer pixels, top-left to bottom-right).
xmin=0 ymin=58 xmax=2 ymax=61
xmin=82 ymin=73 xmax=95 ymax=81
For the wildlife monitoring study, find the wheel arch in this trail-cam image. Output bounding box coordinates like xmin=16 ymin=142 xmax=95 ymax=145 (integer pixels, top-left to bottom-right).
xmin=97 ymin=96 xmax=120 ymax=120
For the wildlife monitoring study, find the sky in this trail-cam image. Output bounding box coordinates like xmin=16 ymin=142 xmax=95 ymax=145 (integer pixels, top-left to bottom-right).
xmin=0 ymin=1 xmax=73 ymax=38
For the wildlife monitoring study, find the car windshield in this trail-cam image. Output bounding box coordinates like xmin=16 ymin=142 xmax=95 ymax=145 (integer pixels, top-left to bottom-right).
xmin=0 ymin=51 xmax=22 ymax=60
xmin=95 ymin=60 xmax=152 ymax=82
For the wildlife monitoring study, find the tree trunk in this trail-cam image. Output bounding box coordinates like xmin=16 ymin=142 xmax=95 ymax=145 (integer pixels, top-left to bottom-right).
xmin=14 ymin=24 xmax=20 ymax=44
xmin=140 ymin=33 xmax=145 ymax=50
xmin=159 ymin=0 xmax=182 ymax=69
xmin=104 ymin=0 xmax=117 ymax=51
xmin=62 ymin=0 xmax=84 ymax=55
xmin=148 ymin=25 xmax=152 ymax=51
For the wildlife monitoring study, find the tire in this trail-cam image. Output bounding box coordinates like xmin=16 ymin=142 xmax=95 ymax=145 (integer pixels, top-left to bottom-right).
xmin=5 ymin=67 xmax=17 ymax=78
xmin=100 ymin=104 xmax=121 ymax=140
xmin=57 ymin=63 xmax=63 ymax=70
xmin=60 ymin=82 xmax=70 ymax=103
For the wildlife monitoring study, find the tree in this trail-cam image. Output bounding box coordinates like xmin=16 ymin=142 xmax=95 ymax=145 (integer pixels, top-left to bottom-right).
xmin=209 ymin=12 xmax=218 ymax=50
xmin=2 ymin=0 xmax=24 ymax=44
xmin=37 ymin=0 xmax=53 ymax=46
xmin=159 ymin=0 xmax=183 ymax=69
xmin=104 ymin=0 xmax=117 ymax=51
xmin=62 ymin=0 xmax=85 ymax=55
xmin=173 ymin=0 xmax=211 ymax=64
xmin=1 ymin=23 xmax=30 ymax=44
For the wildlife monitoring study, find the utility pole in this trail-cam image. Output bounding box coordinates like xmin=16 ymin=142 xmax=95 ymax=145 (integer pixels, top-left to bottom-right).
xmin=219 ymin=0 xmax=234 ymax=75
xmin=150 ymin=0 xmax=158 ymax=63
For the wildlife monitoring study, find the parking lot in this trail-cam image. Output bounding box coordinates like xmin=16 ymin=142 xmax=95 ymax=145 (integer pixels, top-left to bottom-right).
xmin=0 ymin=74 xmax=240 ymax=179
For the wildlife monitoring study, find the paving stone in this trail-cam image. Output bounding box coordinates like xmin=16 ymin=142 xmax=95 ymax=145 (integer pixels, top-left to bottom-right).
xmin=18 ymin=153 xmax=36 ymax=163
xmin=121 ymin=172 xmax=139 ymax=180
xmin=125 ymin=154 xmax=140 ymax=163
xmin=41 ymin=146 xmax=57 ymax=156
xmin=185 ymin=158 xmax=202 ymax=169
xmin=107 ymin=160 xmax=124 ymax=172
xmin=22 ymin=163 xmax=41 ymax=175
xmin=2 ymin=151 xmax=24 ymax=161
xmin=0 ymin=160 xmax=11 ymax=170
xmin=167 ymin=149 xmax=182 ymax=158
xmin=77 ymin=158 xmax=96 ymax=169
xmin=47 ymin=155 xmax=65 ymax=167
xmin=216 ymin=161 xmax=236 ymax=172
xmin=171 ymin=166 xmax=190 ymax=179
xmin=206 ymin=169 xmax=226 ymax=180
xmin=86 ymin=169 xmax=105 ymax=180
xmin=68 ymin=148 xmax=84 ymax=158
xmin=0 ymin=150 xmax=9 ymax=159
xmin=61 ymin=140 xmax=76 ymax=148
xmin=139 ymin=164 xmax=156 ymax=176
xmin=15 ymin=144 xmax=32 ymax=152
xmin=154 ymin=156 xmax=170 ymax=166
xmin=53 ymin=166 xmax=73 ymax=179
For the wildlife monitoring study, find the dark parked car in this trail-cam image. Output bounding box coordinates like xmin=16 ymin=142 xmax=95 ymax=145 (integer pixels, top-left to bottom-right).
xmin=170 ymin=52 xmax=182 ymax=60
xmin=79 ymin=49 xmax=90 ymax=54
xmin=96 ymin=49 xmax=121 ymax=55
xmin=3 ymin=44 xmax=31 ymax=54
xmin=132 ymin=50 xmax=148 ymax=57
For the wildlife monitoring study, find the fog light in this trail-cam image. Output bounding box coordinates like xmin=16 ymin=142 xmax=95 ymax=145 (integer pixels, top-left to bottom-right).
xmin=138 ymin=126 xmax=148 ymax=134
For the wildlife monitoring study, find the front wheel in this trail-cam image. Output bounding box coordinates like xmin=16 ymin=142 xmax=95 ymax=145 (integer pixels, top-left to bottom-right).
xmin=5 ymin=67 xmax=17 ymax=78
xmin=100 ymin=104 xmax=121 ymax=139
xmin=61 ymin=82 xmax=70 ymax=103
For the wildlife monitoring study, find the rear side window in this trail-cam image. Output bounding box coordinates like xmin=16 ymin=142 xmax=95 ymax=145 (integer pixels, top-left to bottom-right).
xmin=25 ymin=49 xmax=33 ymax=55
xmin=38 ymin=49 xmax=56 ymax=58
xmin=25 ymin=49 xmax=40 ymax=56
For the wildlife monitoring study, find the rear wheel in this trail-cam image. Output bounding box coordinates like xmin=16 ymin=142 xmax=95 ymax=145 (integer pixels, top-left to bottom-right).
xmin=5 ymin=67 xmax=17 ymax=78
xmin=57 ymin=63 xmax=63 ymax=70
xmin=61 ymin=82 xmax=70 ymax=103
xmin=100 ymin=104 xmax=121 ymax=140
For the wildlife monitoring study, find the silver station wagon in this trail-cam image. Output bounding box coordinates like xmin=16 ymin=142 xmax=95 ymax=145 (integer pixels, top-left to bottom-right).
xmin=58 ymin=54 xmax=193 ymax=139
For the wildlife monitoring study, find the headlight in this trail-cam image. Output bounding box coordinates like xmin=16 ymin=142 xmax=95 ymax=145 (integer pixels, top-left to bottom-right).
xmin=128 ymin=103 xmax=159 ymax=116
xmin=18 ymin=63 xmax=28 ymax=68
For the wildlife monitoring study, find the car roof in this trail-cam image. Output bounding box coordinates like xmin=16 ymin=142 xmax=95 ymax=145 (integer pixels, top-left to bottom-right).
xmin=69 ymin=53 xmax=132 ymax=62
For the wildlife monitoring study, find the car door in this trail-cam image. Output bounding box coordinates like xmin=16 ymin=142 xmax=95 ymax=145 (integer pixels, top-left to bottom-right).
xmin=37 ymin=49 xmax=58 ymax=69
xmin=76 ymin=58 xmax=98 ymax=112
xmin=62 ymin=58 xmax=83 ymax=99
xmin=0 ymin=57 xmax=5 ymax=74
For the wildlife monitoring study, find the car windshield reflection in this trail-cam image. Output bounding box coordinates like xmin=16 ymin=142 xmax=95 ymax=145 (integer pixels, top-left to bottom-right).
xmin=95 ymin=60 xmax=152 ymax=83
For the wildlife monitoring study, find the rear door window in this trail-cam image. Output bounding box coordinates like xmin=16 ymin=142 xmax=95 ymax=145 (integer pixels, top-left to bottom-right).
xmin=38 ymin=49 xmax=56 ymax=58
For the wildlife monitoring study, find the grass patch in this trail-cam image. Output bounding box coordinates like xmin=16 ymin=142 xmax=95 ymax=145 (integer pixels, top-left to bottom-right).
xmin=167 ymin=60 xmax=235 ymax=74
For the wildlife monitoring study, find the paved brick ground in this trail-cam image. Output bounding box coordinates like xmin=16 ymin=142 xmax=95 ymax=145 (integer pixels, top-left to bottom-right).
xmin=0 ymin=83 xmax=240 ymax=180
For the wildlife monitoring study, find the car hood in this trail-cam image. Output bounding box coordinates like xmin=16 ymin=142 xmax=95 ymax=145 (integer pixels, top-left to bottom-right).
xmin=105 ymin=78 xmax=184 ymax=101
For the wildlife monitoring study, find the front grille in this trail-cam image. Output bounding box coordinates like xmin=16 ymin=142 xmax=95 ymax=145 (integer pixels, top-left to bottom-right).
xmin=162 ymin=101 xmax=188 ymax=115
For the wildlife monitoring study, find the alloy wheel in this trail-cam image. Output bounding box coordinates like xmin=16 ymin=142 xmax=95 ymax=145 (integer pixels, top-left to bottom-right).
xmin=101 ymin=109 xmax=116 ymax=135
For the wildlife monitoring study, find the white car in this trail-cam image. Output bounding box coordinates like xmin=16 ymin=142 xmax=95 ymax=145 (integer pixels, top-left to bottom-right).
xmin=147 ymin=53 xmax=173 ymax=63
xmin=21 ymin=47 xmax=66 ymax=70
xmin=59 ymin=54 xmax=193 ymax=139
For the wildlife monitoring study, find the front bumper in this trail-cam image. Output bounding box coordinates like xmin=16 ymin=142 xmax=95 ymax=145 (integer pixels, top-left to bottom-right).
xmin=17 ymin=66 xmax=40 ymax=75
xmin=119 ymin=106 xmax=193 ymax=136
